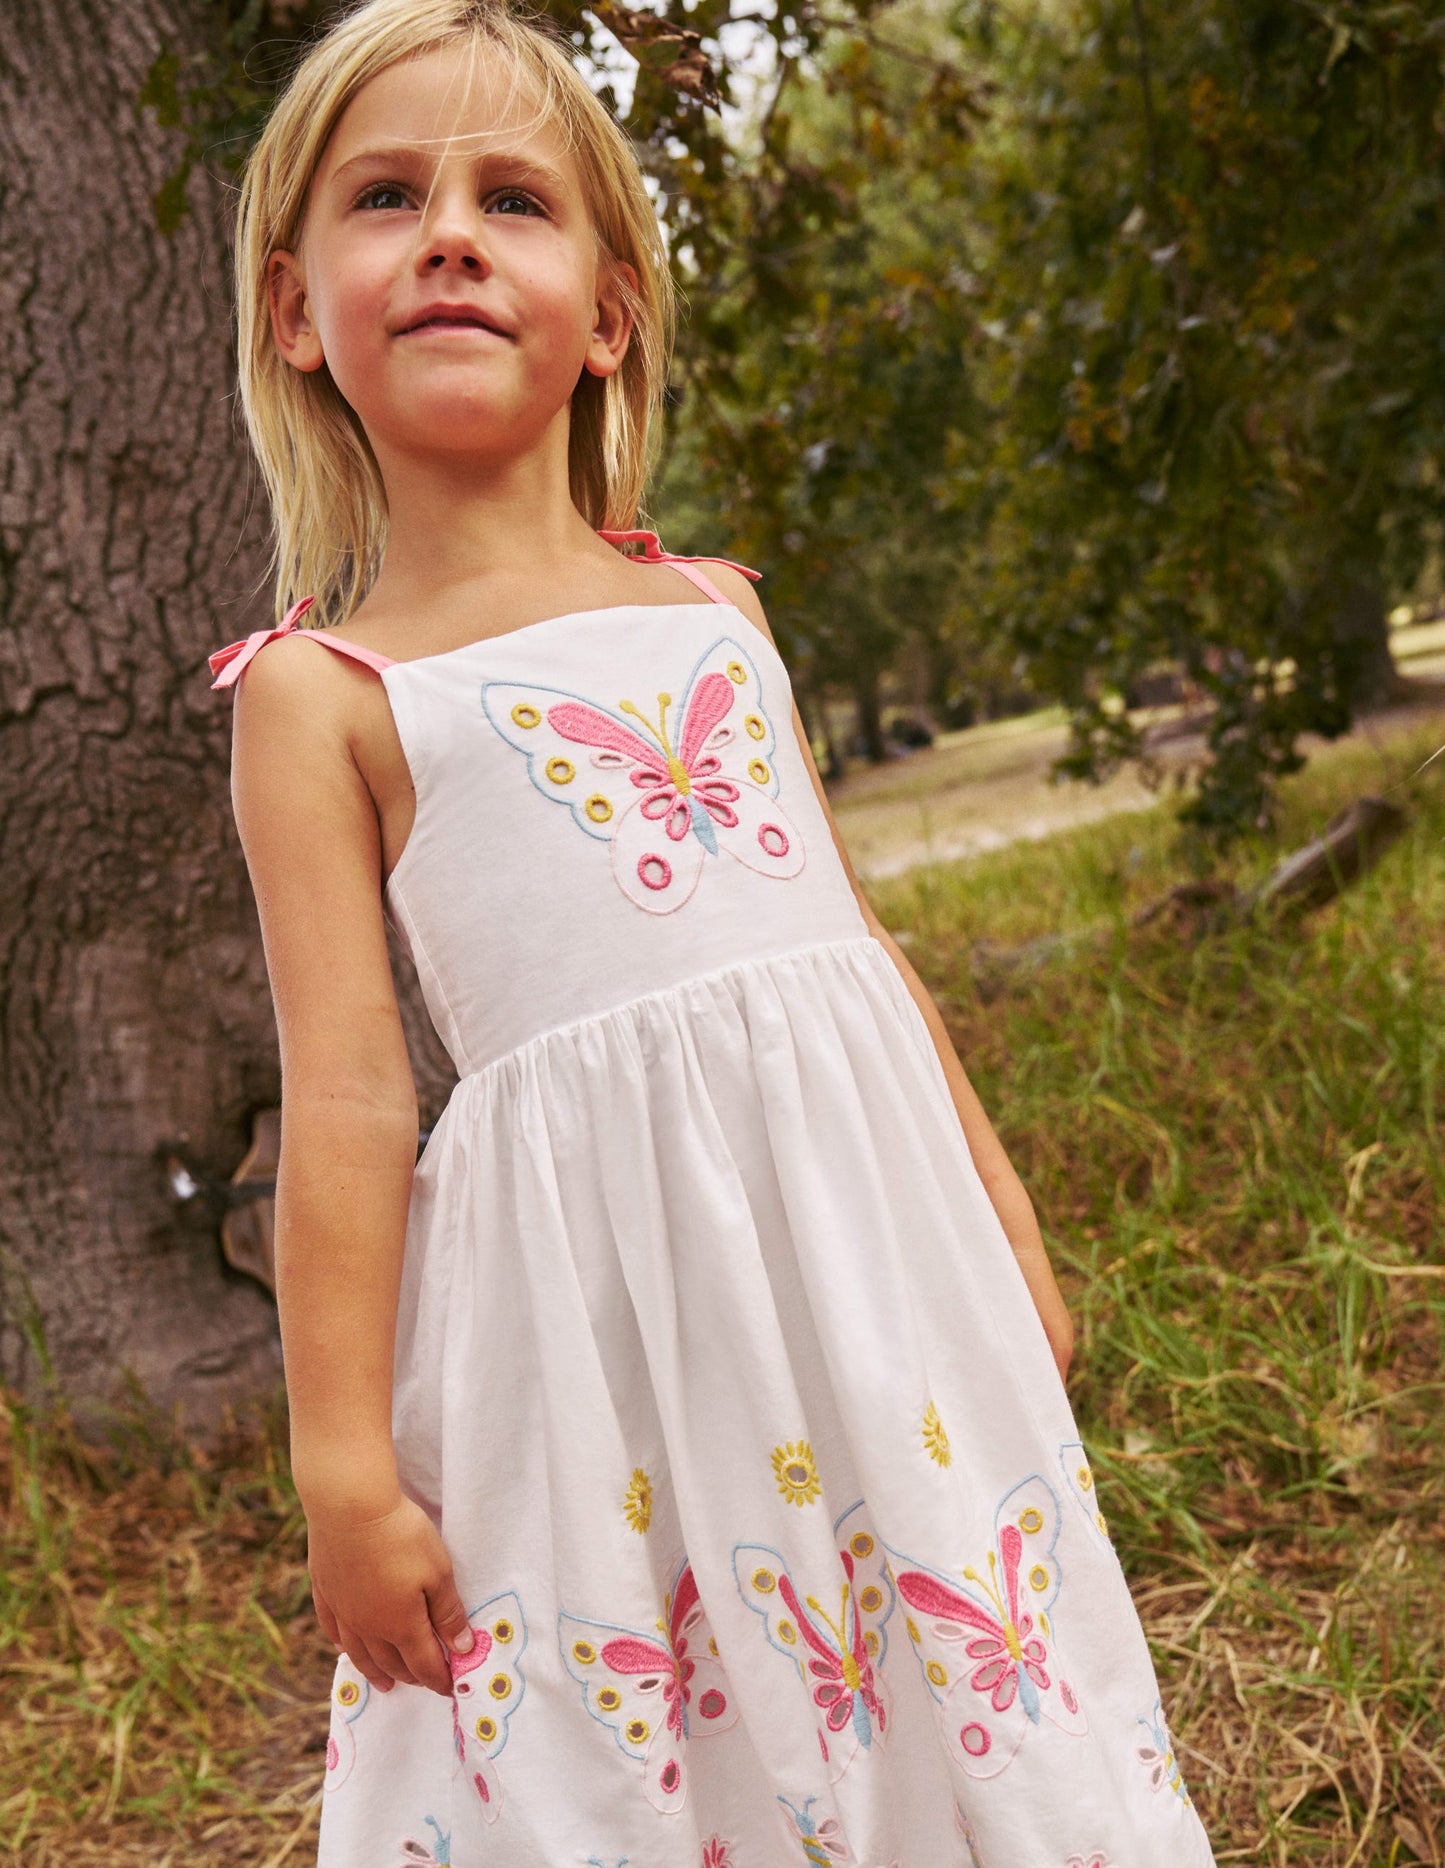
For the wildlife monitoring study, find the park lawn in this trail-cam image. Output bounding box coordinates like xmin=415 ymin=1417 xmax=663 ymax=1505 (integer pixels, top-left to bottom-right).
xmin=4 ymin=709 xmax=1443 ymax=1865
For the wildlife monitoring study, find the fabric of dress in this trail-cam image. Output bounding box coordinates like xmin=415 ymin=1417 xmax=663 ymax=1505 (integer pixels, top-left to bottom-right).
xmin=209 ymin=538 xmax=1217 ymax=1868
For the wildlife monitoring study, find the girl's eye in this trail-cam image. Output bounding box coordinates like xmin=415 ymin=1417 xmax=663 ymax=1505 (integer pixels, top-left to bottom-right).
xmin=355 ymin=181 xmax=411 ymax=212
xmin=489 ymin=189 xmax=545 ymax=218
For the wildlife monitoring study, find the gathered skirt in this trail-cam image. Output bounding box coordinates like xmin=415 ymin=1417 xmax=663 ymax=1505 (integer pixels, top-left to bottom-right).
xmin=316 ymin=936 xmax=1215 ymax=1868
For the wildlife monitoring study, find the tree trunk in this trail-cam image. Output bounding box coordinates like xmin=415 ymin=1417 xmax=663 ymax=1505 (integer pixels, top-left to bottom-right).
xmin=1329 ymin=578 xmax=1397 ymax=710
xmin=0 ymin=0 xmax=453 ymax=1430
xmin=853 ymin=665 xmax=889 ymax=764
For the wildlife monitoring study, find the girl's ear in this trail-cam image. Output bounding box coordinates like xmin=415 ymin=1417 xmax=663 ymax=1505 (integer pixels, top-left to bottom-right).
xmin=268 ymin=250 xmax=327 ymax=374
xmin=582 ymin=259 xmax=637 ymax=381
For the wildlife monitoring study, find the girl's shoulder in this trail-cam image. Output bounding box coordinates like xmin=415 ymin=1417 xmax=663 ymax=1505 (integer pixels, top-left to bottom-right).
xmin=208 ymin=598 xmax=395 ymax=693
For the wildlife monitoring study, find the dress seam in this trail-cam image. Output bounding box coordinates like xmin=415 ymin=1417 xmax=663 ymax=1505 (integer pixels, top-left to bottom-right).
xmin=451 ymin=929 xmax=885 ymax=1086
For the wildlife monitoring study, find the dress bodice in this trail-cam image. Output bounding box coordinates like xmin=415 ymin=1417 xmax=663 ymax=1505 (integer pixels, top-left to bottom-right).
xmin=377 ymin=601 xmax=867 ymax=1076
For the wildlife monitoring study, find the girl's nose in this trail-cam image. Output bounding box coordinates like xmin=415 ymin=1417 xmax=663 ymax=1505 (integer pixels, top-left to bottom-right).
xmin=414 ymin=198 xmax=493 ymax=273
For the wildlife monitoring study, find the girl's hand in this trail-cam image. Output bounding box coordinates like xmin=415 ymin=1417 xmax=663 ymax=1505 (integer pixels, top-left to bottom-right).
xmin=306 ymin=1491 xmax=475 ymax=1697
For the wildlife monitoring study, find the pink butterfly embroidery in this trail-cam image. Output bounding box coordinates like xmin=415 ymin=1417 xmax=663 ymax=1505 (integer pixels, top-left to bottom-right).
xmin=448 ymin=1592 xmax=527 ymax=1822
xmin=482 ymin=634 xmax=805 ymax=913
xmin=396 ymin=1816 xmax=450 ymax=1865
xmin=734 ymin=1501 xmax=895 ymax=1783
xmin=322 ymin=1656 xmax=370 ymax=1792
xmin=560 ymin=1557 xmax=737 ymax=1811
xmin=887 ymin=1475 xmax=1086 ymax=1779
xmin=1136 ymin=1698 xmax=1192 ymax=1802
xmin=777 ymin=1793 xmax=849 ymax=1863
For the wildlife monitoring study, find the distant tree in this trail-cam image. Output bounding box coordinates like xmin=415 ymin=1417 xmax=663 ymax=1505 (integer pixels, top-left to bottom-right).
xmin=949 ymin=0 xmax=1445 ymax=831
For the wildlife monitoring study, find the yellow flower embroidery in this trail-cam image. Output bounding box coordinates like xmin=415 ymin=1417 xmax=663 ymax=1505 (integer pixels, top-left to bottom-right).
xmin=922 ymin=1401 xmax=952 ymax=1468
xmin=771 ymin=1441 xmax=821 ymax=1507
xmin=623 ymin=1467 xmax=653 ymax=1534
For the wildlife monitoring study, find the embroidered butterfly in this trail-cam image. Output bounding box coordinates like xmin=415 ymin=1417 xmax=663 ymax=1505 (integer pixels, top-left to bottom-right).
xmin=734 ymin=1501 xmax=895 ymax=1783
xmin=397 ymin=1816 xmax=450 ymax=1865
xmin=448 ymin=1591 xmax=528 ymax=1822
xmin=1059 ymin=1440 xmax=1113 ymax=1548
xmin=323 ymin=1656 xmax=370 ymax=1792
xmin=886 ymin=1474 xmax=1087 ymax=1780
xmin=778 ymin=1793 xmax=848 ymax=1864
xmin=481 ymin=634 xmax=805 ymax=914
xmin=560 ymin=1556 xmax=738 ymax=1811
xmin=1136 ymin=1698 xmax=1191 ymax=1803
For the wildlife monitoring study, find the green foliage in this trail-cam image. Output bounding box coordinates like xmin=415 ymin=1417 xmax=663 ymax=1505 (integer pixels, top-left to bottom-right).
xmin=949 ymin=0 xmax=1445 ymax=833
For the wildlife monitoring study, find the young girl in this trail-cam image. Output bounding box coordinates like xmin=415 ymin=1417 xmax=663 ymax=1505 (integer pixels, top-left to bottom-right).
xmin=208 ymin=3 xmax=1217 ymax=1863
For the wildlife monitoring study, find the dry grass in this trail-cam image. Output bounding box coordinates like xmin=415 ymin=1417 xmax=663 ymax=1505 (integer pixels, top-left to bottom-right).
xmin=5 ymin=711 xmax=1443 ymax=1862
xmin=2 ymin=1392 xmax=332 ymax=1864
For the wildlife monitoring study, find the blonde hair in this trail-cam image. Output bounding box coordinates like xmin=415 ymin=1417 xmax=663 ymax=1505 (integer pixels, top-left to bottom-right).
xmin=233 ymin=0 xmax=676 ymax=626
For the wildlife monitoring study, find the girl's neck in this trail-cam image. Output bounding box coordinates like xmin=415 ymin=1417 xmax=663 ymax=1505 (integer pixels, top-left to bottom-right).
xmin=363 ymin=420 xmax=603 ymax=617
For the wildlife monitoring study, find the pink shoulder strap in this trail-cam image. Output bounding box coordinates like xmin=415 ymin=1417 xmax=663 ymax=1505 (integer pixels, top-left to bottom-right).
xmin=207 ymin=597 xmax=397 ymax=691
xmin=597 ymin=529 xmax=761 ymax=608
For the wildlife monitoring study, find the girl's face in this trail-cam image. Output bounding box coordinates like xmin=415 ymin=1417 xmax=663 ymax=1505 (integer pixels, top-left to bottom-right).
xmin=268 ymin=42 xmax=632 ymax=472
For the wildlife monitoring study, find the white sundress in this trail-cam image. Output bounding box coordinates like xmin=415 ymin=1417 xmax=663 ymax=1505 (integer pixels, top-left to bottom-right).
xmin=209 ymin=534 xmax=1217 ymax=1868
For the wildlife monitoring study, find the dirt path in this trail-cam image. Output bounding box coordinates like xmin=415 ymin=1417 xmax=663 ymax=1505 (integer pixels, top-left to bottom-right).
xmin=829 ymin=667 xmax=1445 ymax=881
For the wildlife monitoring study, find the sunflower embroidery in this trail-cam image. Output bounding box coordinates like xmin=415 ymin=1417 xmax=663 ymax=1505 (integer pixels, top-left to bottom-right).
xmin=771 ymin=1440 xmax=822 ymax=1507
xmin=922 ymin=1401 xmax=952 ymax=1468
xmin=623 ymin=1466 xmax=653 ymax=1534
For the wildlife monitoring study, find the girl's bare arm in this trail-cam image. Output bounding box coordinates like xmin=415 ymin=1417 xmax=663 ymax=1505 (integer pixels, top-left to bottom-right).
xmin=229 ymin=638 xmax=472 ymax=1692
xmin=711 ymin=569 xmax=1075 ymax=1381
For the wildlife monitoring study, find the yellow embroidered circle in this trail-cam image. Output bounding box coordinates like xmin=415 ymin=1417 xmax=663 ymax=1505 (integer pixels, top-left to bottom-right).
xmin=510 ymin=702 xmax=541 ymax=728
xmin=778 ymin=1620 xmax=797 ymax=1644
xmin=626 ymin=1718 xmax=650 ymax=1744
xmin=572 ymin=1640 xmax=597 ymax=1665
xmin=1077 ymin=1465 xmax=1094 ymax=1492
xmin=336 ymin=1680 xmax=360 ymax=1707
xmin=859 ymin=1584 xmax=884 ymax=1613
xmin=771 ymin=1440 xmax=821 ymax=1507
xmin=926 ymin=1660 xmax=949 ymax=1688
xmin=864 ymin=1629 xmax=880 ymax=1656
xmin=488 ymin=1673 xmax=512 ymax=1700
xmin=1019 ymin=1507 xmax=1045 ymax=1535
xmin=905 ymin=1616 xmax=921 ymax=1643
xmin=585 ymin=793 xmax=613 ymax=824
xmin=748 ymin=757 xmax=770 ymax=785
xmin=623 ymin=1467 xmax=653 ymax=1534
xmin=597 ymin=1687 xmax=621 ymax=1712
xmin=545 ymin=756 xmax=575 ymax=785
xmin=726 ymin=660 xmax=747 ymax=685
xmin=492 ymin=1619 xmax=513 ymax=1643
xmin=745 ymin=713 xmax=766 ymax=739
xmin=751 ymin=1566 xmax=777 ymax=1594
xmin=1030 ymin=1564 xmax=1051 ymax=1593
xmin=850 ymin=1531 xmax=875 ymax=1559
xmin=475 ymin=1715 xmax=497 ymax=1742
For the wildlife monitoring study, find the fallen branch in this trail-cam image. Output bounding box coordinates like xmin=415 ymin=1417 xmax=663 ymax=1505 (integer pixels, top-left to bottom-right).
xmin=970 ymin=795 xmax=1408 ymax=985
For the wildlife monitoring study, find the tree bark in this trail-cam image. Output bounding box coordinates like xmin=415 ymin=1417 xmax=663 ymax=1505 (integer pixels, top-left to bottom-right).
xmin=0 ymin=0 xmax=454 ymax=1430
xmin=853 ymin=664 xmax=888 ymax=763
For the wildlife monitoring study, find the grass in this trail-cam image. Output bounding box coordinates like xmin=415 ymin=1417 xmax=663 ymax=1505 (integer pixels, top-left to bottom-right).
xmin=5 ymin=709 xmax=1443 ymax=1863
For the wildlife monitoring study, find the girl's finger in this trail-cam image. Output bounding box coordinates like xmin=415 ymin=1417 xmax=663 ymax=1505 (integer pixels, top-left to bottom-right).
xmin=426 ymin=1572 xmax=476 ymax=1660
xmin=340 ymin=1631 xmax=396 ymax=1693
xmin=374 ymin=1637 xmax=422 ymax=1689
xmin=404 ymin=1619 xmax=458 ymax=1697
xmin=311 ymin=1585 xmax=342 ymax=1649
